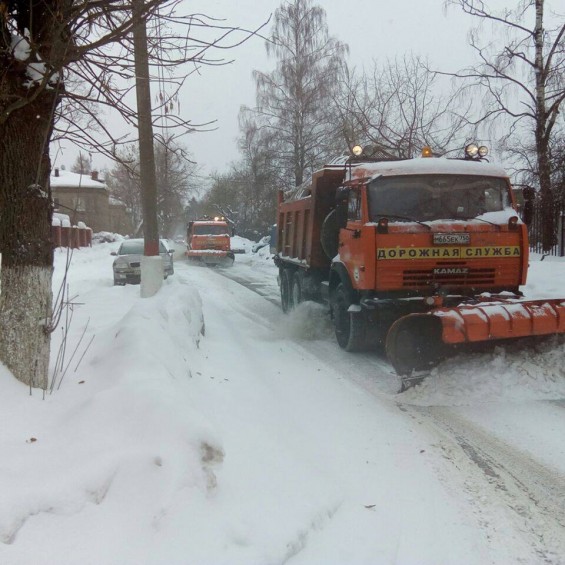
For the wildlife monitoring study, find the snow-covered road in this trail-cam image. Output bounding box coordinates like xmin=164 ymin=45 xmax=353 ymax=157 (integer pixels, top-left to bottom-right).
xmin=175 ymin=251 xmax=565 ymax=562
xmin=1 ymin=242 xmax=565 ymax=563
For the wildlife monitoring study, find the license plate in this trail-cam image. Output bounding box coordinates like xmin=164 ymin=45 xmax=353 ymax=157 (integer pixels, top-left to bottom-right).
xmin=433 ymin=233 xmax=470 ymax=245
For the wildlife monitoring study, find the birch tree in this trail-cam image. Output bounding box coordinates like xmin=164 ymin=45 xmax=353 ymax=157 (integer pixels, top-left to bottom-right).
xmin=248 ymin=0 xmax=348 ymax=189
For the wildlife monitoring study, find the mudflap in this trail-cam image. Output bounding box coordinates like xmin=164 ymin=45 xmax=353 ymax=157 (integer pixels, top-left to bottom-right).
xmin=385 ymin=314 xmax=448 ymax=381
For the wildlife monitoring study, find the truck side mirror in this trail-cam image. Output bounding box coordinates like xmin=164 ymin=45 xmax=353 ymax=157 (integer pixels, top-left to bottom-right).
xmin=335 ymin=186 xmax=349 ymax=204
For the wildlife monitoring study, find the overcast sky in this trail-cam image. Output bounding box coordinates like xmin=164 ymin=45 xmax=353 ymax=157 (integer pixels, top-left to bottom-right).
xmin=178 ymin=0 xmax=478 ymax=175
xmin=52 ymin=0 xmax=562 ymax=178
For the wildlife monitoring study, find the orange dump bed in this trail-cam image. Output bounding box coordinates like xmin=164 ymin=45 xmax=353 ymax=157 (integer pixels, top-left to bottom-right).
xmin=277 ymin=167 xmax=345 ymax=269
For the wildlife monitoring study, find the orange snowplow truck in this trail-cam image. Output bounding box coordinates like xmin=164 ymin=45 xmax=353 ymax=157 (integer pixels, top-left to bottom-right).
xmin=186 ymin=217 xmax=234 ymax=266
xmin=274 ymin=144 xmax=565 ymax=384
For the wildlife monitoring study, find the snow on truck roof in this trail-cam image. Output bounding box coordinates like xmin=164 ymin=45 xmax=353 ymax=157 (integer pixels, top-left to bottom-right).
xmin=285 ymin=157 xmax=510 ymax=201
xmin=192 ymin=220 xmax=228 ymax=225
xmin=347 ymin=156 xmax=508 ymax=181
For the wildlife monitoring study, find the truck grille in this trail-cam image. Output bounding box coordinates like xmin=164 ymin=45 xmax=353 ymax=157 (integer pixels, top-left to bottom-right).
xmin=402 ymin=267 xmax=496 ymax=287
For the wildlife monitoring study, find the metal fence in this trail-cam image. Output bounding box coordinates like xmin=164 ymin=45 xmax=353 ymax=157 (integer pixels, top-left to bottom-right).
xmin=527 ymin=202 xmax=565 ymax=256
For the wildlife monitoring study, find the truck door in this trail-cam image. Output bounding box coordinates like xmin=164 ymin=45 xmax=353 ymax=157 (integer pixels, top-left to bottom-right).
xmin=339 ymin=187 xmax=372 ymax=290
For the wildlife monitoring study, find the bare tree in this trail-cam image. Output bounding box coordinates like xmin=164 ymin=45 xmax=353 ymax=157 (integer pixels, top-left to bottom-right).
xmin=155 ymin=135 xmax=198 ymax=237
xmin=247 ymin=0 xmax=348 ymax=190
xmin=0 ymin=0 xmax=265 ymax=388
xmin=200 ymin=113 xmax=280 ymax=238
xmin=445 ymin=0 xmax=565 ymax=250
xmin=108 ymin=136 xmax=197 ymax=237
xmin=334 ymin=55 xmax=474 ymax=159
xmin=71 ymin=152 xmax=92 ymax=175
xmin=107 ymin=145 xmax=143 ymax=232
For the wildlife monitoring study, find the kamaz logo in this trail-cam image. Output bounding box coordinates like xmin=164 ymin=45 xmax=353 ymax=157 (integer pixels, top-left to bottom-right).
xmin=433 ymin=267 xmax=469 ymax=275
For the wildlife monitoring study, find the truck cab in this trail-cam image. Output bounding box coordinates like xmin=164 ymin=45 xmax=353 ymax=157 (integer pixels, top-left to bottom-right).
xmin=335 ymin=157 xmax=527 ymax=300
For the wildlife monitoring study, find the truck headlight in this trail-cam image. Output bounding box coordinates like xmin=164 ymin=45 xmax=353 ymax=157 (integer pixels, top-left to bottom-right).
xmin=465 ymin=143 xmax=479 ymax=158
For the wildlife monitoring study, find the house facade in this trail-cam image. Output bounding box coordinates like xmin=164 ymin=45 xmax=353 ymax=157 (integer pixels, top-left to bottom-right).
xmin=50 ymin=169 xmax=133 ymax=235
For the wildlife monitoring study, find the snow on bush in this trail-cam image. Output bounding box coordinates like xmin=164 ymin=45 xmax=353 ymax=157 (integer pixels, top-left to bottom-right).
xmin=92 ymin=232 xmax=124 ymax=244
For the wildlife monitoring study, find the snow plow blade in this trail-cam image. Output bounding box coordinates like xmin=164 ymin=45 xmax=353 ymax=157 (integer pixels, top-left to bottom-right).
xmin=185 ymin=250 xmax=234 ymax=267
xmin=386 ymin=299 xmax=565 ymax=376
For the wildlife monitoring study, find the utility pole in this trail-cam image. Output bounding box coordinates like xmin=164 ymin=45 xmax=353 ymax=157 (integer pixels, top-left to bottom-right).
xmin=132 ymin=0 xmax=162 ymax=296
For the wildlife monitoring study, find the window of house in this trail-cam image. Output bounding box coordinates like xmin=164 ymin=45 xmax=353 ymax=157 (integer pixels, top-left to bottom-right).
xmin=73 ymin=197 xmax=86 ymax=212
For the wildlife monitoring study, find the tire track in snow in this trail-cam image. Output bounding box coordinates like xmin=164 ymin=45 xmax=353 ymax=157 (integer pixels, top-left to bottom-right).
xmin=546 ymin=399 xmax=565 ymax=410
xmin=399 ymin=404 xmax=565 ymax=563
xmin=217 ymin=270 xmax=282 ymax=308
xmin=179 ymin=256 xmax=565 ymax=560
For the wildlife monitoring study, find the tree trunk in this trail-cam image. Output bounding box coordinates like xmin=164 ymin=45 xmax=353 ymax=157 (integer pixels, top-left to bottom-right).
xmin=0 ymin=94 xmax=56 ymax=389
xmin=538 ymin=152 xmax=555 ymax=251
xmin=533 ymin=0 xmax=554 ymax=252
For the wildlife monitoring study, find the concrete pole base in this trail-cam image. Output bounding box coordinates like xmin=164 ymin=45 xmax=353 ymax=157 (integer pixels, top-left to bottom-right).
xmin=140 ymin=255 xmax=163 ymax=298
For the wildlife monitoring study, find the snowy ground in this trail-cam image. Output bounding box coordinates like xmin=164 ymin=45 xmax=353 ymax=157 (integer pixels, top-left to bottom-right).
xmin=1 ymin=240 xmax=565 ymax=564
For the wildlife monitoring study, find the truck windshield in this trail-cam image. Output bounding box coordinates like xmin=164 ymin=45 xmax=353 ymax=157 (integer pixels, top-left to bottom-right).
xmin=193 ymin=225 xmax=228 ymax=235
xmin=368 ymin=174 xmax=509 ymax=222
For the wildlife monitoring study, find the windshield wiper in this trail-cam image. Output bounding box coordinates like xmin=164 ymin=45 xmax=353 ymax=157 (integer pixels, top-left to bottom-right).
xmin=453 ymin=215 xmax=500 ymax=228
xmin=377 ymin=214 xmax=432 ymax=230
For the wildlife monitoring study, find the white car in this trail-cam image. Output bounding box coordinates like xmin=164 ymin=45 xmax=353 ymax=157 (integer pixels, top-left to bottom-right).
xmin=112 ymin=238 xmax=174 ymax=285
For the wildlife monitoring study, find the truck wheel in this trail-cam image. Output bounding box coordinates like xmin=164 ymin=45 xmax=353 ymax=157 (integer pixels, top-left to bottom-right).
xmin=331 ymin=283 xmax=366 ymax=351
xmin=280 ymin=269 xmax=294 ymax=313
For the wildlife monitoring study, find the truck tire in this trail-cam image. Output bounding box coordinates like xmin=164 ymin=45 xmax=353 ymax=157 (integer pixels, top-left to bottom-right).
xmin=331 ymin=283 xmax=366 ymax=351
xmin=280 ymin=269 xmax=294 ymax=313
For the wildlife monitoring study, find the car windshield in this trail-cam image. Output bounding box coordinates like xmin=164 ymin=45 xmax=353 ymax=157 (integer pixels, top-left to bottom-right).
xmin=119 ymin=240 xmax=167 ymax=254
xmin=367 ymin=174 xmax=509 ymax=222
xmin=193 ymin=225 xmax=229 ymax=235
